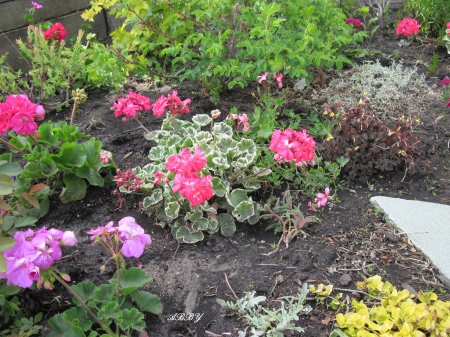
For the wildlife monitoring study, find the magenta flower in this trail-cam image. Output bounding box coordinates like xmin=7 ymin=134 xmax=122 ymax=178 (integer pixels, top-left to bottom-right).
xmin=172 ymin=173 xmax=214 ymax=206
xmin=114 ymin=169 xmax=143 ymax=191
xmin=32 ymin=1 xmax=42 ymax=9
xmin=166 ymin=146 xmax=207 ymax=177
xmin=10 ymin=112 xmax=38 ymax=135
xmin=315 ymin=187 xmax=331 ymax=208
xmin=273 ymin=73 xmax=283 ymax=88
xmin=395 ymin=18 xmax=421 ymax=37
xmin=43 ymin=23 xmax=67 ymax=43
xmin=269 ymin=129 xmax=316 ymax=166
xmin=117 ymin=217 xmax=152 ymax=258
xmin=87 ymin=221 xmax=118 ymax=241
xmin=113 ymin=92 xmax=151 ymax=121
xmin=438 ymin=78 xmax=450 ymax=86
xmin=345 ymin=18 xmax=363 ymax=28
xmin=61 ymin=231 xmax=78 ymax=246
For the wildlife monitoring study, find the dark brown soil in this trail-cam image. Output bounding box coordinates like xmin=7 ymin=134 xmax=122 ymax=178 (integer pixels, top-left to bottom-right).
xmin=3 ymin=12 xmax=450 ymax=337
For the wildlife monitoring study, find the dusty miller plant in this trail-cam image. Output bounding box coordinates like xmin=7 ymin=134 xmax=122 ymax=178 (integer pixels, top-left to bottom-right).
xmin=217 ymin=284 xmax=312 ymax=336
xmin=135 ymin=114 xmax=270 ymax=243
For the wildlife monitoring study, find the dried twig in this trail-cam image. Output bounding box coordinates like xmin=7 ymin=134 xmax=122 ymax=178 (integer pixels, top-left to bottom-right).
xmin=224 ymin=273 xmax=238 ymax=300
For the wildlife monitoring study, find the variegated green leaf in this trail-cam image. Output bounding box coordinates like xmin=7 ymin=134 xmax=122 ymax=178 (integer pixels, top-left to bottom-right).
xmin=237 ymin=139 xmax=256 ymax=154
xmin=173 ymin=226 xmax=204 ymax=243
xmin=192 ymin=114 xmax=212 ymax=126
xmin=193 ymin=218 xmax=209 ymax=231
xmin=195 ymin=131 xmax=213 ymax=143
xmin=232 ymin=200 xmax=255 ymax=222
xmin=218 ymin=213 xmax=236 ymax=237
xmin=185 ymin=211 xmax=203 ymax=222
xmin=143 ymin=190 xmax=163 ymax=208
xmin=226 ymin=189 xmax=248 ymax=207
xmin=211 ymin=177 xmax=226 ymax=197
xmin=212 ymin=157 xmax=230 ymax=170
xmin=216 ymin=137 xmax=237 ymax=154
xmin=165 ymin=201 xmax=180 ymax=219
xmin=208 ymin=217 xmax=219 ymax=234
xmin=213 ymin=122 xmax=233 ymax=137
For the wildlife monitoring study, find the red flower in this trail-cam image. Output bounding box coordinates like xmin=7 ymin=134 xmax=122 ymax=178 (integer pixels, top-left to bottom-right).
xmin=345 ymin=18 xmax=363 ymax=29
xmin=446 ymin=22 xmax=450 ymax=31
xmin=439 ymin=78 xmax=450 ymax=86
xmin=172 ymin=173 xmax=214 ymax=206
xmin=43 ymin=23 xmax=67 ymax=43
xmin=395 ymin=18 xmax=421 ymax=37
xmin=113 ymin=92 xmax=151 ymax=121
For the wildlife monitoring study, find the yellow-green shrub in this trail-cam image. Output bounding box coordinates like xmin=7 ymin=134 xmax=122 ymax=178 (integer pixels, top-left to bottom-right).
xmin=335 ymin=275 xmax=450 ymax=337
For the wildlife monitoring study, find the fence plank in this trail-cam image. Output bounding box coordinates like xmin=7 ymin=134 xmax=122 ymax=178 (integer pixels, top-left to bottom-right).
xmin=1 ymin=11 xmax=107 ymax=70
xmin=0 ymin=0 xmax=92 ymax=32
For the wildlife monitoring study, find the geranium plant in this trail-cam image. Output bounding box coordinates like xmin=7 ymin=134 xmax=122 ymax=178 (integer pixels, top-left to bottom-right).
xmin=115 ymin=92 xmax=317 ymax=243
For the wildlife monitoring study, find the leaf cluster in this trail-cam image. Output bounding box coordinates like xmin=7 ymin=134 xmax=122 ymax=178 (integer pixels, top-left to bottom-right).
xmin=319 ymin=99 xmax=424 ymax=181
xmin=217 ymin=283 xmax=312 ymax=336
xmin=8 ymin=121 xmax=113 ymax=203
xmin=335 ymin=275 xmax=450 ymax=337
xmin=83 ymin=0 xmax=367 ymax=95
xmin=44 ymin=268 xmax=162 ymax=337
xmin=135 ymin=114 xmax=268 ymax=243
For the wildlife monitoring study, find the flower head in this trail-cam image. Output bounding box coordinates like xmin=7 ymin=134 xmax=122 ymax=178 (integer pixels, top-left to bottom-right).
xmin=438 ymin=77 xmax=450 ymax=86
xmin=114 ymin=169 xmax=142 ymax=191
xmin=315 ymin=187 xmax=332 ymax=208
xmin=117 ymin=217 xmax=152 ymax=258
xmin=43 ymin=23 xmax=67 ymax=43
xmin=172 ymin=173 xmax=214 ymax=206
xmin=273 ymin=73 xmax=283 ymax=88
xmin=211 ymin=109 xmax=221 ymax=119
xmin=345 ymin=18 xmax=363 ymax=28
xmin=100 ymin=150 xmax=113 ymax=164
xmin=395 ymin=18 xmax=421 ymax=37
xmin=32 ymin=1 xmax=42 ymax=9
xmin=166 ymin=146 xmax=207 ymax=177
xmin=269 ymin=129 xmax=316 ymax=166
xmin=257 ymin=72 xmax=269 ymax=84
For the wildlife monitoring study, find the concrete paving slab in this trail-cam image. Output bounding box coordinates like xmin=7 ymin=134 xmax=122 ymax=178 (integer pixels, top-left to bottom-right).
xmin=370 ymin=196 xmax=450 ymax=287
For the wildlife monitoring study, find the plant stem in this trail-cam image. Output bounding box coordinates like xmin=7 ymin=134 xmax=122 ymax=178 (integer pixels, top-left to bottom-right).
xmin=115 ymin=241 xmax=121 ymax=297
xmin=70 ymin=98 xmax=78 ymax=125
xmin=231 ymin=160 xmax=279 ymax=185
xmin=165 ymin=181 xmax=188 ymax=212
xmin=28 ymin=134 xmax=39 ymax=147
xmin=51 ymin=270 xmax=116 ymax=336
xmin=0 ymin=138 xmax=26 ymax=154
xmin=132 ymin=116 xmax=151 ymax=134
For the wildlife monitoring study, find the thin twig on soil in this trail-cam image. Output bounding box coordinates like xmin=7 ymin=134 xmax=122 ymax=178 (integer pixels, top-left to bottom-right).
xmin=224 ymin=273 xmax=238 ymax=300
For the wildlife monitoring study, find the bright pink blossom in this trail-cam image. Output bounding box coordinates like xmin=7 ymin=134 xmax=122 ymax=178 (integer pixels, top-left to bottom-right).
xmin=238 ymin=114 xmax=250 ymax=132
xmin=172 ymin=173 xmax=214 ymax=206
xmin=114 ymin=169 xmax=142 ymax=191
xmin=10 ymin=111 xmax=38 ymax=135
xmin=117 ymin=217 xmax=152 ymax=258
xmin=32 ymin=1 xmax=42 ymax=9
xmin=269 ymin=129 xmax=316 ymax=166
xmin=87 ymin=221 xmax=118 ymax=241
xmin=446 ymin=22 xmax=450 ymax=31
xmin=100 ymin=150 xmax=112 ymax=164
xmin=257 ymin=72 xmax=269 ymax=83
xmin=0 ymin=103 xmax=13 ymax=134
xmin=395 ymin=18 xmax=421 ymax=37
xmin=273 ymin=73 xmax=283 ymax=88
xmin=315 ymin=187 xmax=331 ymax=208
xmin=166 ymin=146 xmax=207 ymax=177
xmin=345 ymin=18 xmax=363 ymax=28
xmin=438 ymin=78 xmax=450 ymax=86
xmin=43 ymin=23 xmax=67 ymax=43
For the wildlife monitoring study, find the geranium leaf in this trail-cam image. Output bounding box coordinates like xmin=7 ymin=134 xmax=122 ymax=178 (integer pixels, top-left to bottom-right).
xmin=213 ymin=122 xmax=233 ymax=137
xmin=110 ymin=268 xmax=153 ymax=295
xmin=218 ymin=213 xmax=236 ymax=237
xmin=211 ymin=177 xmax=226 ymax=197
xmin=44 ymin=313 xmax=74 ymax=337
xmin=211 ymin=157 xmax=230 ymax=170
xmin=173 ymin=226 xmax=204 ymax=243
xmin=60 ymin=174 xmax=87 ymax=203
xmin=208 ymin=217 xmax=219 ymax=234
xmin=192 ymin=114 xmax=212 ymax=126
xmin=165 ymin=201 xmax=180 ymax=219
xmin=143 ymin=190 xmax=163 ymax=208
xmin=193 ymin=218 xmax=209 ymax=231
xmin=93 ymin=284 xmax=116 ymax=303
xmin=64 ymin=306 xmax=92 ymax=331
xmin=226 ymin=189 xmax=248 ymax=207
xmin=130 ymin=290 xmax=163 ymax=314
xmin=216 ymin=137 xmax=237 ymax=154
xmin=71 ymin=281 xmax=97 ymax=305
xmin=118 ymin=308 xmax=145 ymax=332
xmin=232 ymin=200 xmax=255 ymax=222
xmin=195 ymin=131 xmax=213 ymax=143
xmin=97 ymin=300 xmax=121 ymax=321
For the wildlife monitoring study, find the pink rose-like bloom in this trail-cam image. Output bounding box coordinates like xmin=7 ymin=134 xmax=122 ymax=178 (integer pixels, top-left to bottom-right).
xmin=100 ymin=150 xmax=112 ymax=164
xmin=315 ymin=187 xmax=331 ymax=208
xmin=269 ymin=129 xmax=316 ymax=166
xmin=10 ymin=111 xmax=38 ymax=135
xmin=32 ymin=1 xmax=42 ymax=9
xmin=172 ymin=173 xmax=214 ymax=206
xmin=446 ymin=22 xmax=450 ymax=31
xmin=257 ymin=72 xmax=269 ymax=84
xmin=166 ymin=146 xmax=207 ymax=176
xmin=117 ymin=217 xmax=152 ymax=258
xmin=166 ymin=91 xmax=191 ymax=116
xmin=211 ymin=109 xmax=221 ymax=119
xmin=127 ymin=91 xmax=151 ymax=111
xmin=273 ymin=73 xmax=283 ymax=88
xmin=152 ymin=95 xmax=168 ymax=117
xmin=238 ymin=114 xmax=250 ymax=132
xmin=87 ymin=221 xmax=118 ymax=241
xmin=43 ymin=23 xmax=67 ymax=43
xmin=0 ymin=103 xmax=14 ymax=134
xmin=395 ymin=18 xmax=421 ymax=37
xmin=438 ymin=77 xmax=450 ymax=86
xmin=345 ymin=18 xmax=363 ymax=28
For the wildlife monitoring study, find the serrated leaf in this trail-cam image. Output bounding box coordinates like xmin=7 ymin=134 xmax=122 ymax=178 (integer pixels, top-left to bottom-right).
xmin=216 ymin=137 xmax=237 ymax=154
xmin=192 ymin=114 xmax=212 ymax=126
xmin=64 ymin=306 xmax=92 ymax=331
xmin=97 ymin=300 xmax=121 ymax=321
xmin=227 ymin=189 xmax=248 ymax=207
xmin=130 ymin=290 xmax=163 ymax=314
xmin=212 ymin=157 xmax=230 ymax=170
xmin=44 ymin=313 xmax=74 ymax=337
xmin=118 ymin=308 xmax=145 ymax=332
xmin=232 ymin=200 xmax=255 ymax=222
xmin=71 ymin=281 xmax=97 ymax=306
xmin=195 ymin=131 xmax=213 ymax=143
xmin=60 ymin=174 xmax=87 ymax=203
xmin=93 ymin=284 xmax=116 ymax=303
xmin=218 ymin=213 xmax=236 ymax=237
xmin=173 ymin=226 xmax=204 ymax=243
xmin=148 ymin=146 xmax=168 ymax=162
xmin=237 ymin=139 xmax=256 ymax=154
xmin=213 ymin=123 xmax=233 ymax=137
xmin=110 ymin=268 xmax=153 ymax=295
xmin=165 ymin=201 xmax=180 ymax=219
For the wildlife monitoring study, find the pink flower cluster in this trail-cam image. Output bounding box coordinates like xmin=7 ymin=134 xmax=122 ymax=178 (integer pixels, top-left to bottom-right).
xmin=227 ymin=113 xmax=250 ymax=132
xmin=113 ymin=91 xmax=151 ymax=122
xmin=43 ymin=22 xmax=67 ymax=43
xmin=152 ymin=91 xmax=191 ymax=117
xmin=439 ymin=77 xmax=450 ymax=107
xmin=0 ymin=94 xmax=45 ymax=135
xmin=269 ymin=129 xmax=316 ymax=166
xmin=87 ymin=217 xmax=151 ymax=258
xmin=257 ymin=72 xmax=283 ymax=88
xmin=114 ymin=168 xmax=143 ymax=191
xmin=32 ymin=1 xmax=42 ymax=9
xmin=345 ymin=18 xmax=363 ymax=29
xmin=308 ymin=188 xmax=332 ymax=212
xmin=161 ymin=146 xmax=214 ymax=206
xmin=0 ymin=227 xmax=77 ymax=288
xmin=395 ymin=18 xmax=421 ymax=37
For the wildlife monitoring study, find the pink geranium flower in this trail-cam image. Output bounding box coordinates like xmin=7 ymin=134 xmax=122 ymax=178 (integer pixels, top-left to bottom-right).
xmin=99 ymin=150 xmax=112 ymax=164
xmin=257 ymin=72 xmax=269 ymax=83
xmin=117 ymin=217 xmax=152 ymax=258
xmin=446 ymin=22 xmax=450 ymax=31
xmin=172 ymin=173 xmax=214 ymax=206
xmin=238 ymin=114 xmax=250 ymax=132
xmin=10 ymin=111 xmax=38 ymax=135
xmin=438 ymin=77 xmax=450 ymax=86
xmin=395 ymin=18 xmax=421 ymax=37
xmin=114 ymin=169 xmax=142 ymax=191
xmin=345 ymin=18 xmax=363 ymax=28
xmin=32 ymin=1 xmax=42 ymax=9
xmin=269 ymin=129 xmax=316 ymax=166
xmin=315 ymin=187 xmax=331 ymax=208
xmin=273 ymin=73 xmax=283 ymax=88
xmin=166 ymin=146 xmax=207 ymax=176
xmin=43 ymin=23 xmax=67 ymax=43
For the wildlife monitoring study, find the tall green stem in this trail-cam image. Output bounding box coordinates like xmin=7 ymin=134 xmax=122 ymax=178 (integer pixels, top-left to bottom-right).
xmin=51 ymin=270 xmax=116 ymax=336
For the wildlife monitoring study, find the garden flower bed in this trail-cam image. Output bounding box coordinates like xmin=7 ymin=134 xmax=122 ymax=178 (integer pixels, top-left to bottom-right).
xmin=1 ymin=2 xmax=450 ymax=336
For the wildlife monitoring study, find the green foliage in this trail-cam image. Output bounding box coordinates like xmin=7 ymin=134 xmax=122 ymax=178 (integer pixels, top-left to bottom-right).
xmin=8 ymin=121 xmax=113 ymax=203
xmin=0 ymin=26 xmax=127 ymax=105
xmin=45 ymin=267 xmax=162 ymax=337
xmin=137 ymin=115 xmax=267 ymax=243
xmin=83 ymin=0 xmax=366 ymax=95
xmin=403 ymin=0 xmax=450 ymax=38
xmin=0 ymin=154 xmax=50 ymax=239
xmin=319 ymin=98 xmax=424 ymax=182
xmin=217 ymin=283 xmax=312 ymax=336
xmin=261 ymin=189 xmax=321 ymax=248
xmin=335 ymin=275 xmax=450 ymax=337
xmin=0 ymin=283 xmax=43 ymax=336
xmin=427 ymin=53 xmax=439 ymax=74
